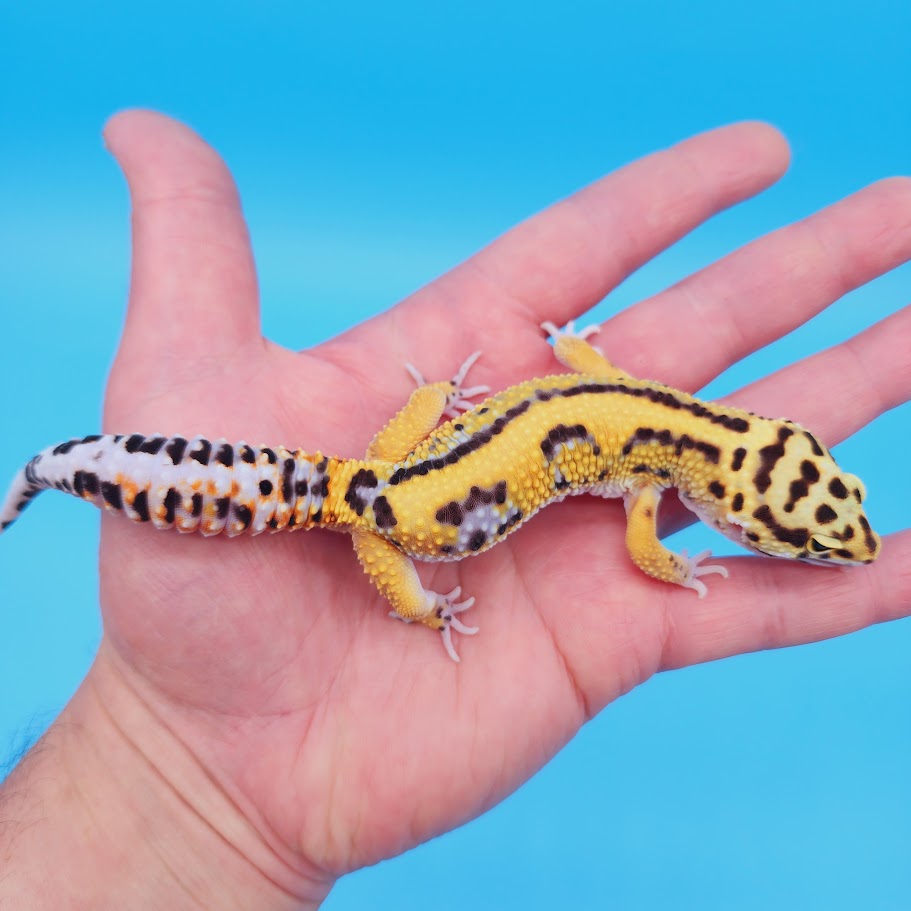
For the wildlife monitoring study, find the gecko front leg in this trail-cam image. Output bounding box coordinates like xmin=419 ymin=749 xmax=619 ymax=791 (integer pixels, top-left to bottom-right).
xmin=624 ymin=484 xmax=728 ymax=597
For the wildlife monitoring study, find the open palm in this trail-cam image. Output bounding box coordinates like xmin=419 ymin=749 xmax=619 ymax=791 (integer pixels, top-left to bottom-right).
xmin=95 ymin=111 xmax=910 ymax=899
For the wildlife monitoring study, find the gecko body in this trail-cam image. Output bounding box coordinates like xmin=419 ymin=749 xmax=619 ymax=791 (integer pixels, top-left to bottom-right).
xmin=0 ymin=324 xmax=880 ymax=660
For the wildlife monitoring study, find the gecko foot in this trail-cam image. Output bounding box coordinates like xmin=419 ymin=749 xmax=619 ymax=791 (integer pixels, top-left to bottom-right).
xmin=541 ymin=320 xmax=604 ymax=354
xmin=404 ymin=351 xmax=490 ymax=419
xmin=679 ymin=549 xmax=728 ymax=598
xmin=389 ymin=585 xmax=479 ymax=662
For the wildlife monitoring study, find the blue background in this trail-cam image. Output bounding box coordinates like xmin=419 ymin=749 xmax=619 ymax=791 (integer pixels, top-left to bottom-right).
xmin=1 ymin=2 xmax=909 ymax=907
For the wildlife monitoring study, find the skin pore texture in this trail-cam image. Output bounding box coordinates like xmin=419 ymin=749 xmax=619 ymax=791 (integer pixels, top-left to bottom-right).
xmin=1 ymin=111 xmax=909 ymax=909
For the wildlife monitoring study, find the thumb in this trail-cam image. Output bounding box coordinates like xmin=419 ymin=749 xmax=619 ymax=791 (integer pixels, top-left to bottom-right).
xmin=104 ymin=110 xmax=261 ymax=396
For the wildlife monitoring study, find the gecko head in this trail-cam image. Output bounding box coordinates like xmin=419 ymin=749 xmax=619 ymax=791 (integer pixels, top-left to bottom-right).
xmin=738 ymin=459 xmax=880 ymax=567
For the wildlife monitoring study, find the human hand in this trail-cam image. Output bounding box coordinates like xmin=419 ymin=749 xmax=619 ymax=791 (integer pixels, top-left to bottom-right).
xmin=4 ymin=111 xmax=909 ymax=908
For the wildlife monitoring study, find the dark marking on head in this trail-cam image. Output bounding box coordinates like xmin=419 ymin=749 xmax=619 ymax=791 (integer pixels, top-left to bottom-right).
xmin=815 ymin=503 xmax=837 ymax=524
xmin=804 ymin=432 xmax=825 ymax=456
xmin=842 ymin=525 xmax=855 ymax=541
xmin=752 ymin=504 xmax=809 ymax=548
xmin=731 ymin=448 xmax=747 ymax=472
xmin=164 ymin=488 xmax=179 ymax=524
xmin=708 ymin=481 xmax=726 ymax=499
xmin=746 ymin=531 xmax=760 ymax=542
xmin=101 ymin=481 xmax=123 ymax=510
xmin=166 ymin=437 xmax=188 ymax=465
xmin=373 ymin=495 xmax=397 ymax=529
xmin=835 ymin=548 xmax=853 ymax=560
xmin=853 ymin=488 xmax=862 ymax=504
xmin=215 ymin=443 xmax=234 ymax=467
xmin=801 ymin=460 xmax=820 ymax=483
xmin=259 ymin=480 xmax=273 ymax=496
xmin=828 ymin=477 xmax=849 ymax=499
xmin=753 ymin=426 xmax=794 ymax=495
xmin=731 ymin=492 xmax=744 ymax=513
xmin=857 ymin=515 xmax=877 ymax=553
xmin=132 ymin=490 xmax=150 ymax=522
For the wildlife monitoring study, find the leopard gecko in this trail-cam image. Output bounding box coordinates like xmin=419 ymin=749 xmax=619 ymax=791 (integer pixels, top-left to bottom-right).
xmin=0 ymin=323 xmax=881 ymax=660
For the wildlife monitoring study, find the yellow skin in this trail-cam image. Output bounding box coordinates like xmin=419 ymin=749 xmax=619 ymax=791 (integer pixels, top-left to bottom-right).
xmin=310 ymin=324 xmax=879 ymax=659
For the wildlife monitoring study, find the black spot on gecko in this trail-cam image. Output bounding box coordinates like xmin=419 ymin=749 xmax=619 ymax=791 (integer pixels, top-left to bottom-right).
xmin=138 ymin=436 xmax=167 ymax=455
xmin=132 ymin=490 xmax=150 ymax=522
xmin=259 ymin=480 xmax=273 ymax=496
xmin=124 ymin=434 xmax=146 ymax=454
xmin=240 ymin=445 xmax=256 ymax=464
xmin=261 ymin=448 xmax=277 ymax=464
xmin=295 ymin=480 xmax=309 ymax=497
xmin=753 ymin=426 xmax=794 ymax=495
xmin=164 ymin=488 xmax=179 ymax=524
xmin=752 ymin=504 xmax=809 ymax=548
xmin=804 ymin=432 xmax=825 ymax=456
xmin=215 ymin=496 xmax=230 ymax=519
xmin=731 ymin=492 xmax=744 ymax=512
xmin=215 ymin=443 xmax=234 ymax=467
xmin=234 ymin=504 xmax=253 ymax=530
xmin=815 ymin=503 xmax=837 ymax=524
xmin=81 ymin=472 xmax=99 ymax=495
xmin=436 ymin=501 xmax=464 ymax=526
xmin=166 ymin=437 xmax=188 ymax=465
xmin=190 ymin=439 xmax=212 ymax=465
xmin=468 ymin=530 xmax=487 ymax=551
xmin=53 ymin=439 xmax=79 ymax=456
xmin=73 ymin=470 xmax=86 ymax=497
xmin=344 ymin=469 xmax=377 ymax=515
xmin=731 ymin=447 xmax=747 ymax=471
xmin=828 ymin=477 xmax=849 ymax=499
xmin=100 ymin=481 xmax=123 ymax=510
xmin=373 ymin=495 xmax=397 ymax=528
xmin=857 ymin=515 xmax=877 ymax=552
xmin=708 ymin=481 xmax=726 ymax=498
xmin=281 ymin=459 xmax=295 ymax=503
xmin=191 ymin=493 xmax=203 ymax=517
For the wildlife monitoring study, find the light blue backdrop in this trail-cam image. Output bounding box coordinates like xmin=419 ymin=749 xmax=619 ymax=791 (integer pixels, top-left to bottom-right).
xmin=1 ymin=2 xmax=908 ymax=907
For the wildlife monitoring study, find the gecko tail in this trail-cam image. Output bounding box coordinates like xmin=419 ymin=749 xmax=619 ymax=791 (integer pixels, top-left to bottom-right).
xmin=0 ymin=462 xmax=45 ymax=534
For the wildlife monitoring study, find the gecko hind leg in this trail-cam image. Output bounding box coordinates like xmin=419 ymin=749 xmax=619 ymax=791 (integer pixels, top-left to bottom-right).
xmin=352 ymin=528 xmax=479 ymax=661
xmin=541 ymin=320 xmax=633 ymax=380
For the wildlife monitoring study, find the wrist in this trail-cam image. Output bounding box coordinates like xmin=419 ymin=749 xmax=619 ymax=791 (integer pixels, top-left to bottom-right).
xmin=0 ymin=642 xmax=333 ymax=910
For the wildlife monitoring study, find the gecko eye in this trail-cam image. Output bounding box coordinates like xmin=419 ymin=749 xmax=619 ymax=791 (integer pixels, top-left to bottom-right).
xmin=809 ymin=534 xmax=840 ymax=553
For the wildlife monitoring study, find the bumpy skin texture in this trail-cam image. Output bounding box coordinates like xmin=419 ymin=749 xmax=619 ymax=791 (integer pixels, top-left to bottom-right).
xmin=0 ymin=325 xmax=879 ymax=659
